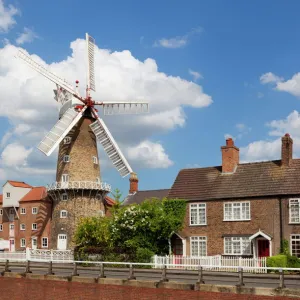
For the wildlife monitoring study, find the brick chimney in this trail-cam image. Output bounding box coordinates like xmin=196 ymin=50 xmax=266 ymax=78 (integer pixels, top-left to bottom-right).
xmin=281 ymin=133 xmax=293 ymax=167
xmin=129 ymin=172 xmax=138 ymax=194
xmin=221 ymin=138 xmax=240 ymax=173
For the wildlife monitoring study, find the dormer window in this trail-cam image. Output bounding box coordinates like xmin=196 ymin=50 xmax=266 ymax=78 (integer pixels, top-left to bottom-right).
xmin=63 ymin=155 xmax=70 ymax=163
xmin=63 ymin=137 xmax=71 ymax=144
xmin=93 ymin=156 xmax=98 ymax=164
xmin=6 ymin=192 xmax=10 ymax=198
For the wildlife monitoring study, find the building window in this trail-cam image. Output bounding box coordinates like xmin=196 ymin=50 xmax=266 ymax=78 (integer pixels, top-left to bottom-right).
xmin=224 ymin=202 xmax=250 ymax=221
xmin=32 ymin=207 xmax=38 ymax=214
xmin=20 ymin=238 xmax=26 ymax=248
xmin=63 ymin=155 xmax=70 ymax=163
xmin=20 ymin=224 xmax=25 ymax=231
xmin=63 ymin=137 xmax=71 ymax=144
xmin=60 ymin=210 xmax=68 ymax=218
xmin=190 ymin=203 xmax=206 ymax=225
xmin=289 ymin=199 xmax=300 ymax=224
xmin=291 ymin=234 xmax=300 ymax=258
xmin=61 ymin=174 xmax=69 ymax=183
xmin=96 ymin=177 xmax=100 ymax=183
xmin=6 ymin=192 xmax=10 ymax=198
xmin=9 ymin=224 xmax=14 ymax=230
xmin=0 ymin=209 xmax=2 ymax=216
xmin=20 ymin=208 xmax=26 ymax=214
xmin=32 ymin=223 xmax=37 ymax=230
xmin=224 ymin=237 xmax=252 ymax=255
xmin=190 ymin=236 xmax=207 ymax=256
xmin=61 ymin=193 xmax=68 ymax=201
xmin=0 ymin=224 xmax=2 ymax=231
xmin=93 ymin=156 xmax=98 ymax=164
xmin=42 ymin=237 xmax=48 ymax=248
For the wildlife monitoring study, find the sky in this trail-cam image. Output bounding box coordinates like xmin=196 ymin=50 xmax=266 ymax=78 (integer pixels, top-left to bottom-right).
xmin=1 ymin=0 xmax=300 ymax=199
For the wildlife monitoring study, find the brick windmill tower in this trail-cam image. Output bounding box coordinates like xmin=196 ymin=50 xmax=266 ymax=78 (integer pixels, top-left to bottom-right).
xmin=16 ymin=33 xmax=149 ymax=250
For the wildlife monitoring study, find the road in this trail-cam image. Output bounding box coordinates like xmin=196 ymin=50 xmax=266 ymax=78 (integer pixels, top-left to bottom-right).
xmin=1 ymin=262 xmax=299 ymax=290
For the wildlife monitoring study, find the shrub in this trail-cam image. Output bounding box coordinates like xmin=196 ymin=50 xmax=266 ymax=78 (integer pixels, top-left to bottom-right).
xmin=287 ymin=255 xmax=300 ymax=268
xmin=280 ymin=239 xmax=289 ymax=256
xmin=266 ymin=255 xmax=287 ymax=268
xmin=135 ymin=248 xmax=155 ymax=263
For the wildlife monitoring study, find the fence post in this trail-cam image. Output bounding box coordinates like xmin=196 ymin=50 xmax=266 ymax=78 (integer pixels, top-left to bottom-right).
xmin=4 ymin=260 xmax=10 ymax=273
xmin=196 ymin=266 xmax=205 ymax=284
xmin=98 ymin=263 xmax=106 ymax=279
xmin=25 ymin=260 xmax=32 ymax=274
xmin=25 ymin=247 xmax=30 ymax=261
xmin=72 ymin=262 xmax=78 ymax=276
xmin=160 ymin=264 xmax=168 ymax=282
xmin=237 ymin=267 xmax=244 ymax=286
xmin=47 ymin=261 xmax=54 ymax=275
xmin=128 ymin=264 xmax=136 ymax=280
xmin=279 ymin=269 xmax=285 ymax=289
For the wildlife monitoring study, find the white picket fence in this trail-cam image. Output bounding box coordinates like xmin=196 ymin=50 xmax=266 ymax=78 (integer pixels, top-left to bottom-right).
xmin=152 ymin=255 xmax=267 ymax=273
xmin=0 ymin=248 xmax=74 ymax=263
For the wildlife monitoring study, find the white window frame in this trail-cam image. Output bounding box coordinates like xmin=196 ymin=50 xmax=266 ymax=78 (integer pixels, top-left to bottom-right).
xmin=32 ymin=223 xmax=37 ymax=231
xmin=190 ymin=236 xmax=207 ymax=256
xmin=6 ymin=192 xmax=10 ymax=198
xmin=60 ymin=210 xmax=68 ymax=218
xmin=63 ymin=137 xmax=71 ymax=144
xmin=93 ymin=156 xmax=98 ymax=164
xmin=20 ymin=207 xmax=26 ymax=214
xmin=291 ymin=234 xmax=300 ymax=258
xmin=289 ymin=199 xmax=300 ymax=224
xmin=61 ymin=174 xmax=69 ymax=183
xmin=0 ymin=224 xmax=2 ymax=231
xmin=32 ymin=207 xmax=38 ymax=214
xmin=20 ymin=224 xmax=25 ymax=231
xmin=42 ymin=237 xmax=48 ymax=248
xmin=224 ymin=236 xmax=252 ymax=255
xmin=224 ymin=202 xmax=251 ymax=221
xmin=9 ymin=224 xmax=14 ymax=230
xmin=61 ymin=193 xmax=68 ymax=201
xmin=0 ymin=209 xmax=2 ymax=216
xmin=20 ymin=238 xmax=26 ymax=248
xmin=189 ymin=203 xmax=206 ymax=226
xmin=63 ymin=155 xmax=70 ymax=163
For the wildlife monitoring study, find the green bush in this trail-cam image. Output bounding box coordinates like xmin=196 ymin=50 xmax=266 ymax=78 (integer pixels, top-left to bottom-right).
xmin=266 ymin=255 xmax=287 ymax=268
xmin=280 ymin=239 xmax=290 ymax=255
xmin=135 ymin=248 xmax=154 ymax=263
xmin=287 ymin=255 xmax=300 ymax=268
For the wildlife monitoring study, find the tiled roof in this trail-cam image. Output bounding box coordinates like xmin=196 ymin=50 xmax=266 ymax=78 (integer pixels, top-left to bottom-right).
xmin=0 ymin=194 xmax=2 ymax=204
xmin=19 ymin=187 xmax=47 ymax=202
xmin=168 ymin=159 xmax=300 ymax=201
xmin=123 ymin=189 xmax=170 ymax=206
xmin=105 ymin=196 xmax=116 ymax=206
xmin=7 ymin=180 xmax=32 ymax=188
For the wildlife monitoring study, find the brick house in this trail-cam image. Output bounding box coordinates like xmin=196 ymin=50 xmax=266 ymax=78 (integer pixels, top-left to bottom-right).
xmin=168 ymin=134 xmax=300 ymax=258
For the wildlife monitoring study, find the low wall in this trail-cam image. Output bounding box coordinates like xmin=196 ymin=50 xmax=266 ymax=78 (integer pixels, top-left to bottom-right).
xmin=0 ymin=272 xmax=299 ymax=300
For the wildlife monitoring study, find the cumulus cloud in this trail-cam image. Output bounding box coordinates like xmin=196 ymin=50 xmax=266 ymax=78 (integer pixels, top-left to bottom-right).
xmin=188 ymin=69 xmax=202 ymax=81
xmin=153 ymin=27 xmax=203 ymax=49
xmin=1 ymin=143 xmax=32 ymax=167
xmin=16 ymin=27 xmax=38 ymax=45
xmin=0 ymin=38 xmax=212 ymax=183
xmin=260 ymin=72 xmax=283 ymax=84
xmin=0 ymin=0 xmax=19 ymax=32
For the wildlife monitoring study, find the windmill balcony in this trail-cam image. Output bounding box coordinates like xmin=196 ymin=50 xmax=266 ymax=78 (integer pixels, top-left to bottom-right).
xmin=47 ymin=181 xmax=111 ymax=192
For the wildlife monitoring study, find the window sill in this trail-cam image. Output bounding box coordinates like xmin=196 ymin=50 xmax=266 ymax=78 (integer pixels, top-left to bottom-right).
xmin=189 ymin=224 xmax=207 ymax=227
xmin=223 ymin=219 xmax=251 ymax=222
xmin=289 ymin=222 xmax=300 ymax=225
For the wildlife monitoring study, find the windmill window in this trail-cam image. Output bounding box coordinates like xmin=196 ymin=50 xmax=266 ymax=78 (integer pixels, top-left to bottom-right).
xmin=93 ymin=156 xmax=98 ymax=164
xmin=60 ymin=210 xmax=68 ymax=218
xmin=61 ymin=174 xmax=69 ymax=183
xmin=61 ymin=193 xmax=68 ymax=201
xmin=63 ymin=137 xmax=71 ymax=144
xmin=63 ymin=155 xmax=70 ymax=163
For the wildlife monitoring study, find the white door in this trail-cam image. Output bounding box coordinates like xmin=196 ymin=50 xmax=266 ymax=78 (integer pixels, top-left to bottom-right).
xmin=57 ymin=234 xmax=67 ymax=250
xmin=9 ymin=208 xmax=14 ymax=222
xmin=9 ymin=239 xmax=15 ymax=252
xmin=32 ymin=237 xmax=37 ymax=250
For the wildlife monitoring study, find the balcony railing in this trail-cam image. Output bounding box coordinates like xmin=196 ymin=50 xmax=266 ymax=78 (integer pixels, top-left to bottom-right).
xmin=47 ymin=181 xmax=111 ymax=192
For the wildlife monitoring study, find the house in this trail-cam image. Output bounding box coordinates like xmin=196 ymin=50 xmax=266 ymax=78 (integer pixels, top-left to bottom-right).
xmin=168 ymin=134 xmax=300 ymax=258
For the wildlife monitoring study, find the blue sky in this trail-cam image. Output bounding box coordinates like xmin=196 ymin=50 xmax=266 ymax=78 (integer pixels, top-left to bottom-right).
xmin=1 ymin=0 xmax=300 ymax=199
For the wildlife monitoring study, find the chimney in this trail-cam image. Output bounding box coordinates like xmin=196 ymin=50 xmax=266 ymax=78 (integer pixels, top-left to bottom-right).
xmin=281 ymin=133 xmax=293 ymax=167
xmin=221 ymin=138 xmax=240 ymax=173
xmin=129 ymin=172 xmax=138 ymax=194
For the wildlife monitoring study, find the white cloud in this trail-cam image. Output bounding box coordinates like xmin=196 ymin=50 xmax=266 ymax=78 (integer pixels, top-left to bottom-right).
xmin=127 ymin=140 xmax=173 ymax=168
xmin=224 ymin=133 xmax=235 ymax=140
xmin=260 ymin=72 xmax=283 ymax=84
xmin=153 ymin=27 xmax=203 ymax=49
xmin=188 ymin=69 xmax=202 ymax=81
xmin=16 ymin=27 xmax=38 ymax=45
xmin=0 ymin=39 xmax=212 ymax=183
xmin=1 ymin=142 xmax=32 ymax=167
xmin=0 ymin=0 xmax=19 ymax=32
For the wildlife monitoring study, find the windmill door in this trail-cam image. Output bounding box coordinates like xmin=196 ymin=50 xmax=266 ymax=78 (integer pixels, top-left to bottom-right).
xmin=61 ymin=174 xmax=69 ymax=188
xmin=57 ymin=234 xmax=67 ymax=250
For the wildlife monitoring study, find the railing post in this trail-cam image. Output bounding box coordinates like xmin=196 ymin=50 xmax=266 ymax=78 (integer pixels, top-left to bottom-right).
xmin=25 ymin=247 xmax=30 ymax=261
xmin=4 ymin=260 xmax=10 ymax=273
xmin=128 ymin=264 xmax=136 ymax=280
xmin=237 ymin=267 xmax=244 ymax=286
xmin=97 ymin=263 xmax=106 ymax=279
xmin=279 ymin=269 xmax=285 ymax=289
xmin=47 ymin=261 xmax=54 ymax=275
xmin=72 ymin=262 xmax=78 ymax=276
xmin=25 ymin=260 xmax=32 ymax=274
xmin=196 ymin=266 xmax=205 ymax=284
xmin=160 ymin=264 xmax=168 ymax=282
xmin=50 ymin=249 xmax=53 ymax=262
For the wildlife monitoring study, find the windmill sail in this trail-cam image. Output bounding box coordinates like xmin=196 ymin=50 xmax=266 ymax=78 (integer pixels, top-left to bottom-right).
xmin=38 ymin=107 xmax=87 ymax=156
xmin=102 ymin=102 xmax=149 ymax=115
xmin=90 ymin=116 xmax=132 ymax=177
xmin=86 ymin=33 xmax=96 ymax=92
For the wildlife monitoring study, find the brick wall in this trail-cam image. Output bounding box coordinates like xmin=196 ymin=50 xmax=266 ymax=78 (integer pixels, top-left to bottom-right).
xmin=0 ymin=277 xmax=297 ymax=300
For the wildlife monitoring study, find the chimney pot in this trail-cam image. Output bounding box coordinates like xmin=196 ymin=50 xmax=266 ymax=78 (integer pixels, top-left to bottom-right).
xmin=221 ymin=138 xmax=239 ymax=173
xmin=281 ymin=134 xmax=293 ymax=167
xmin=129 ymin=172 xmax=138 ymax=194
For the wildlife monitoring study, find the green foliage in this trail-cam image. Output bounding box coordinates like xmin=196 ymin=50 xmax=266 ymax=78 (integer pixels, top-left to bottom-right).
xmin=266 ymin=255 xmax=287 ymax=268
xmin=287 ymin=255 xmax=300 ymax=268
xmin=74 ymin=197 xmax=186 ymax=262
xmin=280 ymin=239 xmax=289 ymax=255
xmin=111 ymin=188 xmax=123 ymax=203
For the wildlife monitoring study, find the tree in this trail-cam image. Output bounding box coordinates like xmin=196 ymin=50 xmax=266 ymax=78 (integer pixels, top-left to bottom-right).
xmin=111 ymin=188 xmax=123 ymax=203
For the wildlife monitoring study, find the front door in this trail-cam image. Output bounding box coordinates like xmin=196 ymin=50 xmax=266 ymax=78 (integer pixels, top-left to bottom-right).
xmin=57 ymin=234 xmax=67 ymax=250
xmin=9 ymin=239 xmax=15 ymax=252
xmin=258 ymin=240 xmax=270 ymax=257
xmin=31 ymin=237 xmax=37 ymax=250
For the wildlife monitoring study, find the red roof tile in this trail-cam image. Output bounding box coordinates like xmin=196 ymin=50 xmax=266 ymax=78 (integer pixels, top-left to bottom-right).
xmin=19 ymin=187 xmax=47 ymax=202
xmin=105 ymin=196 xmax=116 ymax=206
xmin=7 ymin=180 xmax=32 ymax=188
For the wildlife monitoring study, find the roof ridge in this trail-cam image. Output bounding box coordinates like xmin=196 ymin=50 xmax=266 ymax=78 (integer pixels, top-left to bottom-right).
xmin=137 ymin=189 xmax=170 ymax=192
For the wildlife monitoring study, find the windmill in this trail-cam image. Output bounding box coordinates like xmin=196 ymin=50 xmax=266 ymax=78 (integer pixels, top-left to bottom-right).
xmin=16 ymin=33 xmax=149 ymax=250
